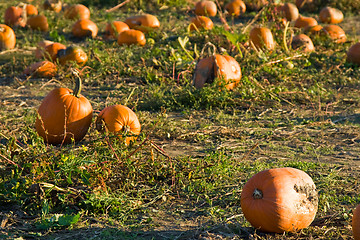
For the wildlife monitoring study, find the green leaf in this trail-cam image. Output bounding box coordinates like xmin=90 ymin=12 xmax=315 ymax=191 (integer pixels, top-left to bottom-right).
xmin=58 ymin=213 xmax=81 ymax=226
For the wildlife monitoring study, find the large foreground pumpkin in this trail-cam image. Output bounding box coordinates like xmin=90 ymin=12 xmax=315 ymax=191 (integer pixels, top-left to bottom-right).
xmin=0 ymin=24 xmax=16 ymax=50
xmin=353 ymin=204 xmax=360 ymax=240
xmin=193 ymin=54 xmax=241 ymax=90
xmin=35 ymin=72 xmax=93 ymax=145
xmin=96 ymin=104 xmax=141 ymax=145
xmin=241 ymin=167 xmax=318 ymax=233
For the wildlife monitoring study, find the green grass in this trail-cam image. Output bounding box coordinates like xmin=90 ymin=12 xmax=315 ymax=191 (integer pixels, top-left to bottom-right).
xmin=1 ymin=0 xmax=360 ymax=239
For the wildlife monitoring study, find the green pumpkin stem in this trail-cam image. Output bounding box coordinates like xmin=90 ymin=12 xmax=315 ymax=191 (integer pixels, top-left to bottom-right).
xmin=72 ymin=69 xmax=82 ymax=98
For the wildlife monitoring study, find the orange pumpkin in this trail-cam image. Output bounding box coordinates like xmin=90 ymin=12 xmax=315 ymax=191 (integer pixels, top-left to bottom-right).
xmin=4 ymin=6 xmax=25 ymax=27
xmin=64 ymin=4 xmax=90 ymax=20
xmin=57 ymin=46 xmax=88 ymax=66
xmin=249 ymin=26 xmax=275 ymax=51
xmin=321 ymin=24 xmax=346 ymax=43
xmin=319 ymin=7 xmax=343 ymax=24
xmin=353 ymin=204 xmax=360 ymax=240
xmin=346 ymin=42 xmax=360 ymax=65
xmin=35 ymin=40 xmax=54 ymax=59
xmin=105 ymin=21 xmax=129 ymax=39
xmin=44 ymin=42 xmax=66 ymax=61
xmin=291 ymin=34 xmax=314 ymax=52
xmin=190 ymin=16 xmax=213 ymax=31
xmin=305 ymin=25 xmax=323 ymax=36
xmin=124 ymin=14 xmax=160 ymax=32
xmin=117 ymin=29 xmax=146 ymax=46
xmin=193 ymin=54 xmax=241 ymax=90
xmin=281 ymin=3 xmax=299 ymax=22
xmin=35 ymin=73 xmax=93 ymax=145
xmin=225 ymin=0 xmax=246 ymax=17
xmin=294 ymin=15 xmax=318 ymax=29
xmin=194 ymin=1 xmax=217 ymax=17
xmin=24 ymin=60 xmax=57 ymax=78
xmin=43 ymin=0 xmax=62 ymax=12
xmin=27 ymin=15 xmax=49 ymax=32
xmin=72 ymin=19 xmax=98 ymax=38
xmin=96 ymin=104 xmax=141 ymax=145
xmin=241 ymin=167 xmax=318 ymax=233
xmin=0 ymin=24 xmax=16 ymax=50
xmin=26 ymin=4 xmax=38 ymax=16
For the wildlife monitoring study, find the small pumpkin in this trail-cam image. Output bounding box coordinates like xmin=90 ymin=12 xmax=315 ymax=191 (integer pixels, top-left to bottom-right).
xmin=321 ymin=24 xmax=346 ymax=43
xmin=353 ymin=204 xmax=360 ymax=240
xmin=35 ymin=40 xmax=54 ymax=59
xmin=241 ymin=167 xmax=318 ymax=233
xmin=0 ymin=24 xmax=16 ymax=50
xmin=72 ymin=19 xmax=98 ymax=38
xmin=249 ymin=26 xmax=275 ymax=51
xmin=190 ymin=16 xmax=213 ymax=31
xmin=194 ymin=1 xmax=217 ymax=17
xmin=4 ymin=6 xmax=25 ymax=27
xmin=291 ymin=34 xmax=314 ymax=52
xmin=346 ymin=42 xmax=360 ymax=65
xmin=26 ymin=4 xmax=38 ymax=16
xmin=27 ymin=15 xmax=49 ymax=32
xmin=43 ymin=0 xmax=62 ymax=12
xmin=294 ymin=15 xmax=318 ymax=29
xmin=124 ymin=14 xmax=160 ymax=32
xmin=105 ymin=21 xmax=129 ymax=39
xmin=319 ymin=7 xmax=343 ymax=24
xmin=64 ymin=4 xmax=90 ymax=20
xmin=35 ymin=71 xmax=93 ymax=145
xmin=225 ymin=0 xmax=246 ymax=17
xmin=44 ymin=42 xmax=66 ymax=61
xmin=281 ymin=3 xmax=299 ymax=22
xmin=96 ymin=104 xmax=141 ymax=145
xmin=117 ymin=29 xmax=146 ymax=46
xmin=57 ymin=46 xmax=88 ymax=66
xmin=24 ymin=60 xmax=57 ymax=78
xmin=193 ymin=54 xmax=241 ymax=90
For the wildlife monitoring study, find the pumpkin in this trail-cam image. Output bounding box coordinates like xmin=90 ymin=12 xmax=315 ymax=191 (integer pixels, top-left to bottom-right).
xmin=319 ymin=7 xmax=343 ymax=24
xmin=105 ymin=21 xmax=129 ymax=39
xmin=321 ymin=24 xmax=346 ymax=43
xmin=190 ymin=16 xmax=213 ymax=31
xmin=249 ymin=26 xmax=275 ymax=51
xmin=72 ymin=19 xmax=98 ymax=38
xmin=305 ymin=25 xmax=323 ymax=36
xmin=241 ymin=167 xmax=318 ymax=233
xmin=0 ymin=24 xmax=16 ymax=50
xmin=26 ymin=4 xmax=38 ymax=16
xmin=194 ymin=1 xmax=217 ymax=17
xmin=295 ymin=0 xmax=315 ymax=11
xmin=193 ymin=54 xmax=241 ymax=90
xmin=294 ymin=15 xmax=318 ymax=29
xmin=95 ymin=104 xmax=141 ymax=145
xmin=346 ymin=42 xmax=360 ymax=65
xmin=24 ymin=60 xmax=57 ymax=78
xmin=57 ymin=46 xmax=88 ymax=66
xmin=44 ymin=42 xmax=66 ymax=61
xmin=353 ymin=204 xmax=360 ymax=240
xmin=281 ymin=3 xmax=299 ymax=22
xmin=27 ymin=15 xmax=49 ymax=32
xmin=291 ymin=34 xmax=314 ymax=52
xmin=244 ymin=0 xmax=268 ymax=11
xmin=117 ymin=29 xmax=146 ymax=46
xmin=43 ymin=0 xmax=62 ymax=12
xmin=35 ymin=72 xmax=93 ymax=145
xmin=225 ymin=0 xmax=246 ymax=17
xmin=64 ymin=4 xmax=90 ymax=20
xmin=35 ymin=40 xmax=53 ymax=59
xmin=124 ymin=14 xmax=160 ymax=32
xmin=4 ymin=6 xmax=25 ymax=27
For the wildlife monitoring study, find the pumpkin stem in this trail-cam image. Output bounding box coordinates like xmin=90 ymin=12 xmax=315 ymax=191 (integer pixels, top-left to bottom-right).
xmin=253 ymin=188 xmax=263 ymax=199
xmin=200 ymin=42 xmax=217 ymax=58
xmin=123 ymin=125 xmax=131 ymax=135
xmin=71 ymin=68 xmax=82 ymax=98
